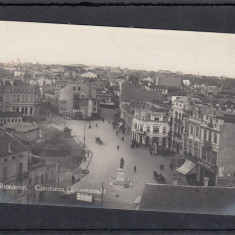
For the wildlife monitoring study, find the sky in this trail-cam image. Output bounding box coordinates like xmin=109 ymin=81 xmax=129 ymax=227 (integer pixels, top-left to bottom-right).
xmin=1 ymin=21 xmax=235 ymax=78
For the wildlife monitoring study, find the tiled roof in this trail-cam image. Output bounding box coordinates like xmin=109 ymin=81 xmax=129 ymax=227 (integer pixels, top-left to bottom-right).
xmin=121 ymin=85 xmax=164 ymax=103
xmin=0 ymin=129 xmax=28 ymax=158
xmin=139 ymin=183 xmax=235 ymax=215
xmin=1 ymin=122 xmax=38 ymax=133
xmin=157 ymin=77 xmax=182 ymax=87
xmin=0 ymin=112 xmax=22 ymax=118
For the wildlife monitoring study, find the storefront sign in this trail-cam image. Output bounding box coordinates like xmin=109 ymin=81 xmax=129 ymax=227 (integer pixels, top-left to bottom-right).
xmin=77 ymin=193 xmax=93 ymax=202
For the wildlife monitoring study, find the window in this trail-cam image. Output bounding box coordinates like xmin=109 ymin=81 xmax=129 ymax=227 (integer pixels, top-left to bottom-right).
xmin=140 ymin=125 xmax=143 ymax=131
xmin=18 ymin=162 xmax=23 ymax=175
xmin=13 ymin=95 xmax=17 ymax=102
xmin=196 ymin=127 xmax=199 ymax=137
xmin=93 ymin=101 xmax=96 ymax=105
xmin=4 ymin=158 xmax=7 ymax=163
xmin=25 ymin=95 xmax=29 ymax=103
xmin=146 ymin=125 xmax=150 ymax=132
xmin=154 ymin=117 xmax=159 ymax=121
xmin=73 ymin=87 xmax=76 ymax=90
xmin=41 ymin=174 xmax=44 ymax=184
xmin=93 ymin=108 xmax=96 ymax=112
xmin=35 ymin=176 xmax=39 ymax=184
xmin=163 ymin=127 xmax=166 ymax=134
xmin=204 ymin=129 xmax=207 ymax=140
xmin=175 ymin=111 xmax=178 ymax=119
xmin=15 ymin=119 xmax=17 ymax=122
xmin=214 ymin=133 xmax=217 ymax=144
xmin=78 ymin=87 xmax=81 ymax=91
xmin=153 ymin=126 xmax=159 ymax=133
xmin=3 ymin=167 xmax=7 ymax=180
xmin=22 ymin=95 xmax=25 ymax=103
xmin=212 ymin=151 xmax=217 ymax=165
xmin=209 ymin=131 xmax=212 ymax=143
xmin=30 ymin=95 xmax=34 ymax=103
xmin=11 ymin=119 xmax=14 ymax=122
xmin=190 ymin=125 xmax=193 ymax=135
xmin=30 ymin=108 xmax=33 ymax=115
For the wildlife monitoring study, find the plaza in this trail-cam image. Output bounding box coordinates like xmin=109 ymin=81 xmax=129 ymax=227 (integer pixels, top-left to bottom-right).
xmin=52 ymin=108 xmax=175 ymax=209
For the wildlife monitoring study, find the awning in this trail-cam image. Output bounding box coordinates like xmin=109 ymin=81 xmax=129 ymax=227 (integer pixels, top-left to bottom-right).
xmin=118 ymin=122 xmax=123 ymax=127
xmin=176 ymin=159 xmax=196 ymax=175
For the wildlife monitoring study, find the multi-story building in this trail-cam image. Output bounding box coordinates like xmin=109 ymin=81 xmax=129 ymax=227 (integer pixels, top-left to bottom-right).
xmin=172 ymin=97 xmax=193 ymax=156
xmin=2 ymin=80 xmax=40 ymax=117
xmin=131 ymin=105 xmax=171 ymax=148
xmin=176 ymin=103 xmax=223 ymax=186
xmin=0 ymin=129 xmax=56 ymax=204
xmin=58 ymin=82 xmax=99 ymax=119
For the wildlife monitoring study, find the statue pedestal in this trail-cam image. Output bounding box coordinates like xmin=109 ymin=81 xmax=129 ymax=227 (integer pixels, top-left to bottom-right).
xmin=110 ymin=168 xmax=132 ymax=188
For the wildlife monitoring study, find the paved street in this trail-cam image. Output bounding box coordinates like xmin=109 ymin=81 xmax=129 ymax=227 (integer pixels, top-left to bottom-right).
xmin=51 ymin=108 xmax=175 ymax=209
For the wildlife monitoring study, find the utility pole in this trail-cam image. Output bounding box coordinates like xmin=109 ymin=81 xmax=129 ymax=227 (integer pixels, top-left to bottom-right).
xmin=83 ymin=118 xmax=86 ymax=147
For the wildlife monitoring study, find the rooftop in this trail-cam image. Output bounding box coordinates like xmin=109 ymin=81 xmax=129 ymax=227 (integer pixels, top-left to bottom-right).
xmin=139 ymin=183 xmax=235 ymax=216
xmin=0 ymin=129 xmax=28 ymax=158
xmin=157 ymin=77 xmax=182 ymax=87
xmin=1 ymin=122 xmax=39 ymax=133
xmin=0 ymin=112 xmax=22 ymax=118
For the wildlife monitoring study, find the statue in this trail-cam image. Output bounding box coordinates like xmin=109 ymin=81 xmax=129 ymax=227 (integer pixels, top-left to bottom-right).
xmin=120 ymin=157 xmax=124 ymax=169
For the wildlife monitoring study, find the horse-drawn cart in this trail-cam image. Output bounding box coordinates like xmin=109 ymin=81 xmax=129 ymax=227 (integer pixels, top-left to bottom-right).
xmin=95 ymin=137 xmax=103 ymax=145
xmin=153 ymin=171 xmax=166 ymax=184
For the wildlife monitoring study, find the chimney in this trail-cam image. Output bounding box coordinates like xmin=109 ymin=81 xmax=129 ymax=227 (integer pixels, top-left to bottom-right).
xmin=204 ymin=177 xmax=209 ymax=187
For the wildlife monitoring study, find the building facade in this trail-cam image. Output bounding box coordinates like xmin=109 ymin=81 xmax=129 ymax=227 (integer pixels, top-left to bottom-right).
xmin=2 ymin=80 xmax=40 ymax=116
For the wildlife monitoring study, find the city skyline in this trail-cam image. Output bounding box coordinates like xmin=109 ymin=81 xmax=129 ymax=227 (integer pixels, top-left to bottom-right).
xmin=0 ymin=21 xmax=235 ymax=78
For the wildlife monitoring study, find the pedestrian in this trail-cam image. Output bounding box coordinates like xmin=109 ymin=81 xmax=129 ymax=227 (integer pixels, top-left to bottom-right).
xmin=102 ymin=118 xmax=104 ymax=123
xmin=109 ymin=120 xmax=111 ymax=124
xmin=117 ymin=145 xmax=119 ymax=150
xmin=89 ymin=125 xmax=91 ymax=129
xmin=134 ymin=165 xmax=137 ymax=172
xmin=96 ymin=123 xmax=98 ymax=127
xmin=72 ymin=175 xmax=75 ymax=184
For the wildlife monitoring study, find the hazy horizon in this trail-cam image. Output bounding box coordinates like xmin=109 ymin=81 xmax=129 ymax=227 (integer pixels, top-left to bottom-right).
xmin=1 ymin=21 xmax=235 ymax=78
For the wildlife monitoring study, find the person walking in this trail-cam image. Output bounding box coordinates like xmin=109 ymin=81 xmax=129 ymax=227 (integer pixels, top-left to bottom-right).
xmin=96 ymin=123 xmax=98 ymax=127
xmin=117 ymin=145 xmax=119 ymax=150
xmin=134 ymin=165 xmax=137 ymax=172
xmin=72 ymin=175 xmax=75 ymax=184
